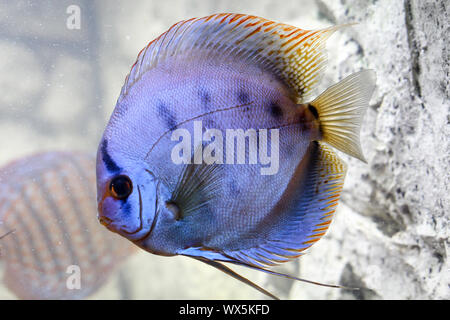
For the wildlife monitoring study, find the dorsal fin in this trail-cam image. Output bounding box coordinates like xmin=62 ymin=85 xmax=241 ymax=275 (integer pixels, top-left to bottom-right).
xmin=119 ymin=13 xmax=345 ymax=102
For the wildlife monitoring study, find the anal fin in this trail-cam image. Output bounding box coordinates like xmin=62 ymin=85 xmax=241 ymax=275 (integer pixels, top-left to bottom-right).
xmin=222 ymin=141 xmax=347 ymax=267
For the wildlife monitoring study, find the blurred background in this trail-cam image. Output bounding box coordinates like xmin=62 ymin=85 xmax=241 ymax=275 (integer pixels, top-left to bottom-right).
xmin=0 ymin=0 xmax=448 ymax=299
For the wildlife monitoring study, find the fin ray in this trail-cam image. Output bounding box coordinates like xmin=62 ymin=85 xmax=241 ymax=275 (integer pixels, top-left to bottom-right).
xmin=186 ymin=254 xmax=358 ymax=296
xmin=221 ymin=142 xmax=347 ymax=267
xmin=170 ymin=161 xmax=224 ymax=219
xmin=224 ymin=259 xmax=358 ymax=290
xmin=312 ymin=70 xmax=376 ymax=162
xmin=193 ymin=256 xmax=280 ymax=300
xmin=120 ymin=13 xmax=347 ymax=102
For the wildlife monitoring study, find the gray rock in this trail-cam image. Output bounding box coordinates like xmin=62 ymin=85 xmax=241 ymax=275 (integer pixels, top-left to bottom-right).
xmin=286 ymin=0 xmax=449 ymax=300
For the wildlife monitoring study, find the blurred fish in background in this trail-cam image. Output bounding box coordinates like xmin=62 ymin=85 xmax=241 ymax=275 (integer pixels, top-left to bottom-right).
xmin=0 ymin=230 xmax=14 ymax=240
xmin=0 ymin=151 xmax=136 ymax=299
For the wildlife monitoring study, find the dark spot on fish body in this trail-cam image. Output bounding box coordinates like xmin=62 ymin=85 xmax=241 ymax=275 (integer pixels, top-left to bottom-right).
xmin=39 ymin=175 xmax=81 ymax=268
xmin=269 ymin=102 xmax=283 ymax=118
xmin=237 ymin=90 xmax=251 ymax=104
xmin=101 ymin=140 xmax=121 ymax=174
xmin=121 ymin=200 xmax=131 ymax=216
xmin=229 ymin=179 xmax=240 ymax=195
xmin=308 ymin=104 xmax=319 ymax=119
xmin=244 ymin=106 xmax=250 ymax=112
xmin=198 ymin=88 xmax=211 ymax=110
xmin=204 ymin=118 xmax=217 ymax=129
xmin=157 ymin=101 xmax=177 ymax=130
xmin=59 ymin=168 xmax=99 ymax=268
xmin=10 ymin=204 xmax=39 ymax=270
xmin=18 ymin=176 xmax=75 ymax=283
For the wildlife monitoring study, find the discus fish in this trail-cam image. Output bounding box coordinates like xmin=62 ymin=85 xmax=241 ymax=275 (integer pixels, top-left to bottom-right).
xmin=96 ymin=13 xmax=376 ymax=299
xmin=0 ymin=152 xmax=135 ymax=299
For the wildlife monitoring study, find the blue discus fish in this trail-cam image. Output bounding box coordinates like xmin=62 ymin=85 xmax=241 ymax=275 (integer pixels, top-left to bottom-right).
xmin=96 ymin=13 xmax=376 ymax=299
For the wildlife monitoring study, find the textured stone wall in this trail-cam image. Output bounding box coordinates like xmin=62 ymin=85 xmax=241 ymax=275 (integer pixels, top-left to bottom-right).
xmin=0 ymin=0 xmax=447 ymax=299
xmin=283 ymin=0 xmax=449 ymax=300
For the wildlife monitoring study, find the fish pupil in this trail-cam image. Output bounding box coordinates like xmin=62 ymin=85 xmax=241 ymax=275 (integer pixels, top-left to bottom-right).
xmin=110 ymin=175 xmax=133 ymax=200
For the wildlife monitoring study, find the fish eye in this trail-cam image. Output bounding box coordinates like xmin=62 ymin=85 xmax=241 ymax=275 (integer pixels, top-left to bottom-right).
xmin=109 ymin=175 xmax=133 ymax=200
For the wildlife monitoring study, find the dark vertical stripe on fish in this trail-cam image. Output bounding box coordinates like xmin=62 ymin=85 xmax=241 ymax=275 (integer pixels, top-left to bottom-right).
xmin=101 ymin=140 xmax=122 ymax=173
xmin=2 ymin=213 xmax=25 ymax=268
xmin=0 ymin=230 xmax=11 ymax=257
xmin=198 ymin=88 xmax=212 ymax=111
xmin=157 ymin=101 xmax=177 ymax=129
xmin=20 ymin=188 xmax=59 ymax=277
xmin=37 ymin=174 xmax=81 ymax=273
xmin=228 ymin=178 xmax=240 ymax=195
xmin=66 ymin=154 xmax=100 ymax=259
xmin=14 ymin=200 xmax=46 ymax=272
xmin=0 ymin=229 xmax=11 ymax=257
xmin=59 ymin=168 xmax=99 ymax=269
xmin=237 ymin=90 xmax=251 ymax=104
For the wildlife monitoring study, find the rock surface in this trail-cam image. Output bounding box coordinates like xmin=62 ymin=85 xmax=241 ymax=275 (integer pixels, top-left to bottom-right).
xmin=0 ymin=0 xmax=448 ymax=299
xmin=285 ymin=0 xmax=449 ymax=300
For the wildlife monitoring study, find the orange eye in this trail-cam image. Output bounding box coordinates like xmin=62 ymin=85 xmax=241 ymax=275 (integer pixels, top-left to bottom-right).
xmin=109 ymin=175 xmax=133 ymax=200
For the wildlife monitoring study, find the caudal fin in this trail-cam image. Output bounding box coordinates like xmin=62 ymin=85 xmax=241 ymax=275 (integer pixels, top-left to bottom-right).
xmin=311 ymin=70 xmax=376 ymax=162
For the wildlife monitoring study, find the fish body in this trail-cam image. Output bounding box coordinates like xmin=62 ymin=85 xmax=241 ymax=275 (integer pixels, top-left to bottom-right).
xmin=0 ymin=152 xmax=134 ymax=299
xmin=96 ymin=13 xmax=376 ymax=297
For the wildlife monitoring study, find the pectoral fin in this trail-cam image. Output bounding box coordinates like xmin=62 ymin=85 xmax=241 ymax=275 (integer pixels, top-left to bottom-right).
xmin=170 ymin=160 xmax=223 ymax=219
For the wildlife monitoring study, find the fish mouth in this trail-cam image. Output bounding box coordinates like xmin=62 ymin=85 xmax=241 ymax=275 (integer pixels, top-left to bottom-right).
xmin=99 ymin=216 xmax=112 ymax=227
xmin=98 ymin=215 xmax=119 ymax=234
xmin=98 ymin=184 xmax=151 ymax=239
